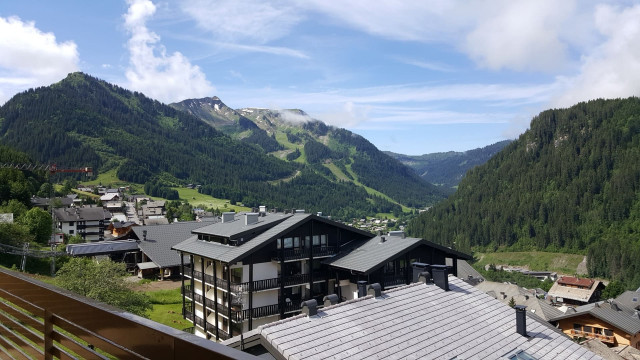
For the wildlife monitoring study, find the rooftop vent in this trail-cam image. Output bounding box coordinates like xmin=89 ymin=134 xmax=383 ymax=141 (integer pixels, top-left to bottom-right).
xmin=142 ymin=229 xmax=147 ymax=241
xmin=412 ymin=262 xmax=431 ymax=283
xmin=380 ymin=236 xmax=386 ymax=243
xmin=611 ymin=301 xmax=621 ymax=311
xmin=245 ymin=213 xmax=259 ymax=225
xmin=417 ymin=272 xmax=432 ymax=284
xmin=221 ymin=212 xmax=235 ymax=223
xmin=431 ymin=265 xmax=449 ymax=291
xmin=301 ymin=299 xmax=318 ymax=316
xmin=323 ymin=294 xmax=339 ymax=307
xmin=295 ymin=209 xmax=305 ymax=214
xmin=317 ymin=212 xmax=323 ymax=217
xmin=357 ymin=281 xmax=367 ymax=298
xmin=367 ymin=283 xmax=382 ymax=298
xmin=515 ymin=305 xmax=527 ymax=337
xmin=259 ymin=205 xmax=267 ymax=214
xmin=388 ymin=231 xmax=405 ymax=238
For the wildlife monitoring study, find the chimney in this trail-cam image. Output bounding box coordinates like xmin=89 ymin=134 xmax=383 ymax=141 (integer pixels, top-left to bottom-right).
xmin=388 ymin=231 xmax=405 ymax=238
xmin=221 ymin=212 xmax=235 ymax=223
xmin=301 ymin=299 xmax=318 ymax=316
xmin=357 ymin=281 xmax=368 ymax=298
xmin=515 ymin=305 xmax=527 ymax=337
xmin=610 ymin=301 xmax=620 ymax=311
xmin=317 ymin=212 xmax=323 ymax=217
xmin=380 ymin=236 xmax=386 ymax=243
xmin=259 ymin=205 xmax=267 ymax=214
xmin=367 ymin=283 xmax=382 ymax=297
xmin=323 ymin=294 xmax=339 ymax=307
xmin=431 ymin=265 xmax=449 ymax=291
xmin=143 ymin=229 xmax=147 ymax=241
xmin=245 ymin=213 xmax=259 ymax=225
xmin=295 ymin=209 xmax=305 ymax=214
xmin=412 ymin=262 xmax=431 ymax=283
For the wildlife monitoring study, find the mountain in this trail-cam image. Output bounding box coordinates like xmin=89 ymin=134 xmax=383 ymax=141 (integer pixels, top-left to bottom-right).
xmin=171 ymin=98 xmax=444 ymax=209
xmin=407 ymin=97 xmax=640 ymax=289
xmin=386 ymin=140 xmax=512 ymax=193
xmin=0 ymin=73 xmax=440 ymax=219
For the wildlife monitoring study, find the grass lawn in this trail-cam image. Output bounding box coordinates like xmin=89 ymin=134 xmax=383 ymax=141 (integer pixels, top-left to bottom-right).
xmin=144 ymin=288 xmax=192 ymax=330
xmin=173 ymin=188 xmax=250 ymax=212
xmin=473 ymin=251 xmax=584 ymax=275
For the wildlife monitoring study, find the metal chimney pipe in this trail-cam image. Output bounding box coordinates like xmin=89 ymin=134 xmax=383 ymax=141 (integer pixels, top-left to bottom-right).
xmin=515 ymin=305 xmax=527 ymax=337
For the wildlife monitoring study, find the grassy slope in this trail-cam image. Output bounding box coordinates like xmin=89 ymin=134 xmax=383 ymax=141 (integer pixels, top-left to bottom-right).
xmin=473 ymin=251 xmax=584 ymax=275
xmin=173 ymin=188 xmax=250 ymax=211
xmin=145 ymin=288 xmax=191 ymax=330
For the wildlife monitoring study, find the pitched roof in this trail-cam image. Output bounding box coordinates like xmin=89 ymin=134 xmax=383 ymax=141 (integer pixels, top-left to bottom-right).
xmin=456 ymin=259 xmax=484 ymax=282
xmin=325 ymin=235 xmax=423 ymax=274
xmin=65 ymin=240 xmax=139 ymax=256
xmin=476 ymin=281 xmax=562 ymax=321
xmin=325 ymin=236 xmax=471 ymax=275
xmin=614 ymin=290 xmax=640 ymax=310
xmin=557 ymin=276 xmax=594 ymax=288
xmin=53 ymin=207 xmax=111 ymax=222
xmin=173 ymin=213 xmax=374 ymax=264
xmin=131 ymin=221 xmax=214 ymax=268
xmin=193 ymin=212 xmax=292 ymax=238
xmin=256 ymin=277 xmax=602 ymax=360
xmin=547 ymin=279 xmax=602 ymax=303
xmin=549 ymin=300 xmax=640 ymax=335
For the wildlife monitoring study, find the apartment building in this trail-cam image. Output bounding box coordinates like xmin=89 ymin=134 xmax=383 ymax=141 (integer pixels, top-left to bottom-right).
xmin=172 ymin=210 xmax=471 ymax=342
xmin=53 ymin=206 xmax=111 ymax=242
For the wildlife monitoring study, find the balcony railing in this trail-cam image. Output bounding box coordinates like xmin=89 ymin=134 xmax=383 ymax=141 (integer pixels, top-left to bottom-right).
xmin=0 ymin=267 xmax=254 ymax=360
xmin=383 ymin=274 xmax=408 ymax=288
xmin=570 ymin=329 xmax=615 ymax=343
xmin=184 ymin=266 xmax=329 ymax=293
xmin=272 ymin=246 xmax=337 ymax=261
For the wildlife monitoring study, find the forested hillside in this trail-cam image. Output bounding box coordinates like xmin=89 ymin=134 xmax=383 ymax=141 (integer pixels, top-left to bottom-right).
xmin=0 ymin=73 xmax=424 ymax=219
xmin=408 ymin=98 xmax=640 ymax=289
xmin=174 ymin=98 xmax=445 ymax=209
xmin=387 ymin=140 xmax=511 ymax=193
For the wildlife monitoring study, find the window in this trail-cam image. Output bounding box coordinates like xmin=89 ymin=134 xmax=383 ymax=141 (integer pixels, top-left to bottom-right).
xmin=284 ymin=237 xmax=293 ymax=248
xmin=313 ymin=235 xmax=320 ymax=246
xmin=320 ymin=234 xmax=327 ymax=246
xmin=294 ymin=237 xmax=300 ymax=248
xmin=69 ymin=221 xmax=74 ymax=226
xmin=69 ymin=230 xmax=74 ymax=234
xmin=277 ymin=238 xmax=282 ymax=249
xmin=583 ymin=325 xmax=592 ymax=333
xmin=506 ymin=350 xmax=538 ymax=360
xmin=573 ymin=323 xmax=581 ymax=331
xmin=603 ymin=329 xmax=613 ymax=336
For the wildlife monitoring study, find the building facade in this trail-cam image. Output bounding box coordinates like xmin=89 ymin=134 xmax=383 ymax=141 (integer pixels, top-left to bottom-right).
xmin=53 ymin=207 xmax=111 ymax=242
xmin=173 ymin=210 xmax=471 ymax=342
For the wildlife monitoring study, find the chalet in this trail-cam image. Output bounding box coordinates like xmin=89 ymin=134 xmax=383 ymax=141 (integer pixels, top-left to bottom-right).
xmin=615 ymin=290 xmax=640 ymax=311
xmin=549 ymin=299 xmax=640 ymax=349
xmin=53 ymin=206 xmax=111 ymax=242
xmin=223 ymin=272 xmax=603 ymax=359
xmin=172 ymin=210 xmax=471 ymax=342
xmin=547 ymin=276 xmax=605 ymax=306
xmin=106 ymin=221 xmax=138 ymax=237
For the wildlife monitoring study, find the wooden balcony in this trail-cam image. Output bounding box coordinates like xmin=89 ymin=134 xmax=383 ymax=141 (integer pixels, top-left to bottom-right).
xmin=0 ymin=267 xmax=253 ymax=360
xmin=570 ymin=329 xmax=615 ymax=344
xmin=272 ymin=246 xmax=337 ymax=261
xmin=184 ymin=267 xmax=328 ymax=293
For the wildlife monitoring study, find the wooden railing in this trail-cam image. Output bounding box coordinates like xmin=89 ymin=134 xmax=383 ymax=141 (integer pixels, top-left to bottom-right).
xmin=184 ymin=267 xmax=328 ymax=293
xmin=570 ymin=329 xmax=615 ymax=343
xmin=272 ymin=246 xmax=337 ymax=261
xmin=0 ymin=267 xmax=254 ymax=360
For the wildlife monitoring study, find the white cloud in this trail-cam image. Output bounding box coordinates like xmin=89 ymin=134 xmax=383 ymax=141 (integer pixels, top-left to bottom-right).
xmin=180 ymin=0 xmax=303 ymax=44
xmin=215 ymin=42 xmax=308 ymax=59
xmin=463 ymin=0 xmax=576 ymax=72
xmin=553 ymin=4 xmax=640 ymax=107
xmin=278 ymin=109 xmax=312 ymax=123
xmin=394 ymin=57 xmax=456 ymax=72
xmin=0 ymin=16 xmax=79 ymax=104
xmin=124 ymin=0 xmax=214 ymax=103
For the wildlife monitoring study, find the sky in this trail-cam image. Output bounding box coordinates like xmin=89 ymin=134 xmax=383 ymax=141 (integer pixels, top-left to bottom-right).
xmin=1 ymin=1 xmax=640 ymax=155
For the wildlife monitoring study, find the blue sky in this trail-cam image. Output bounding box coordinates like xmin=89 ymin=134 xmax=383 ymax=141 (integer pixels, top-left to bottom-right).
xmin=1 ymin=1 xmax=640 ymax=154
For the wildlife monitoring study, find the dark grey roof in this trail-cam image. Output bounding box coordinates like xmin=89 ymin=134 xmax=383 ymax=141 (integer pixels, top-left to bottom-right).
xmin=132 ymin=221 xmax=213 ymax=268
xmin=32 ymin=196 xmax=74 ymax=207
xmin=173 ymin=214 xmax=302 ymax=263
xmin=549 ymin=300 xmax=640 ymax=335
xmin=257 ymin=277 xmax=602 ymax=360
xmin=325 ymin=236 xmax=471 ymax=275
xmin=192 ymin=212 xmax=292 ymax=238
xmin=173 ymin=213 xmax=374 ymax=264
xmin=456 ymin=259 xmax=484 ymax=282
xmin=66 ymin=240 xmax=138 ymax=256
xmin=54 ymin=207 xmax=111 ymax=222
xmin=614 ymin=290 xmax=640 ymax=310
xmin=325 ymin=236 xmax=423 ymax=274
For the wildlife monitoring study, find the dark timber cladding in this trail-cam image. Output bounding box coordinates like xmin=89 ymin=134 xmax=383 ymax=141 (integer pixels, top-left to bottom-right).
xmin=172 ymin=211 xmax=473 ymax=340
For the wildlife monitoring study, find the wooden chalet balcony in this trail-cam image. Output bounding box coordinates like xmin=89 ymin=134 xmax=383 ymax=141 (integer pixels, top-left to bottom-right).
xmin=184 ymin=266 xmax=329 ymax=293
xmin=570 ymin=329 xmax=615 ymax=344
xmin=272 ymin=246 xmax=337 ymax=261
xmin=0 ymin=267 xmax=252 ymax=360
xmin=183 ymin=309 xmax=231 ymax=340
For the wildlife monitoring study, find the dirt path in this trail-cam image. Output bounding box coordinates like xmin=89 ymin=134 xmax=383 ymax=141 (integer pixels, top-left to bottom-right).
xmin=576 ymin=256 xmax=588 ymax=275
